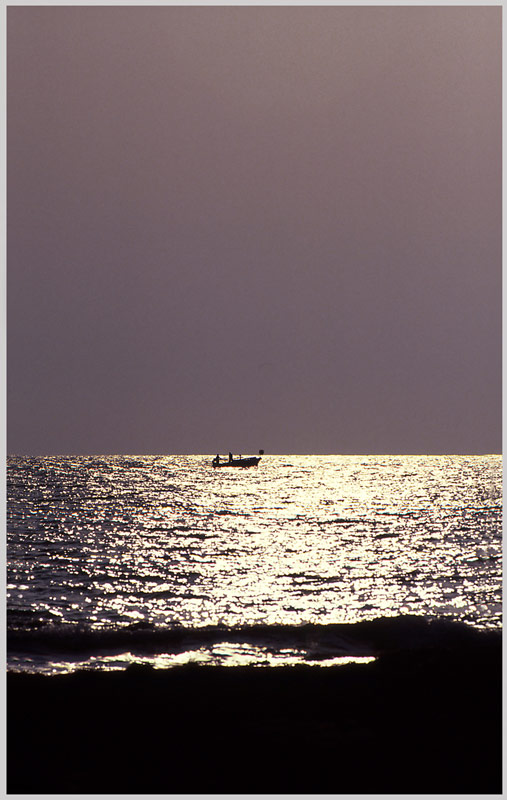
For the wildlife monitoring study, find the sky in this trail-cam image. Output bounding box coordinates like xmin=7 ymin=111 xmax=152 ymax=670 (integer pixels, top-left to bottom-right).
xmin=7 ymin=5 xmax=502 ymax=455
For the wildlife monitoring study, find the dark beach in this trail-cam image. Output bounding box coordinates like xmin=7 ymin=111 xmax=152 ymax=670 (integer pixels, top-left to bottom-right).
xmin=8 ymin=631 xmax=501 ymax=794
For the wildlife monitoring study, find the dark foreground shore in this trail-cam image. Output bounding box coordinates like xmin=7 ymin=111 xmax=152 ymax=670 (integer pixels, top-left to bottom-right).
xmin=8 ymin=636 xmax=502 ymax=794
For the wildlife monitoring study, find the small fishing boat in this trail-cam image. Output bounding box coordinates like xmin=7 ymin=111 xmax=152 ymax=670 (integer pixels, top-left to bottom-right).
xmin=212 ymin=450 xmax=263 ymax=468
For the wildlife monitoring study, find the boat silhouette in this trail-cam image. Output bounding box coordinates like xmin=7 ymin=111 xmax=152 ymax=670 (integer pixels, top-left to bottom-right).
xmin=212 ymin=450 xmax=263 ymax=468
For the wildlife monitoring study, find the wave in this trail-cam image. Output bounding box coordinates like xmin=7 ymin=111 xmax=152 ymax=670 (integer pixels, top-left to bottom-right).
xmin=7 ymin=615 xmax=500 ymax=661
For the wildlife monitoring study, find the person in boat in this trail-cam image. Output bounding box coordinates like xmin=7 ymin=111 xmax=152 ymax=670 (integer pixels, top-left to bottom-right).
xmin=229 ymin=452 xmax=233 ymax=462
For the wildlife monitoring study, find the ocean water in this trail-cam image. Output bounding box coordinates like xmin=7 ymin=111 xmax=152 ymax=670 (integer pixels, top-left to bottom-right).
xmin=7 ymin=454 xmax=502 ymax=674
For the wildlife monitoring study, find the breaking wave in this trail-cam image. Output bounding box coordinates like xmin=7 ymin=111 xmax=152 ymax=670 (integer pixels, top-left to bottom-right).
xmin=8 ymin=615 xmax=499 ymax=667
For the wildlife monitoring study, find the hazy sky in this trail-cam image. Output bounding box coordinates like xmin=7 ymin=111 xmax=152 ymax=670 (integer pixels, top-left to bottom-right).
xmin=7 ymin=6 xmax=501 ymax=455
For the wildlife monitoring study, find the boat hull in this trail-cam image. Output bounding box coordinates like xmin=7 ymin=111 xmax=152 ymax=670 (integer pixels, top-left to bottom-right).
xmin=212 ymin=457 xmax=261 ymax=468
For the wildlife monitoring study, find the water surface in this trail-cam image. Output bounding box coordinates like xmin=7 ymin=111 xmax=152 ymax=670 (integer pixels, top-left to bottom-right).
xmin=7 ymin=454 xmax=501 ymax=672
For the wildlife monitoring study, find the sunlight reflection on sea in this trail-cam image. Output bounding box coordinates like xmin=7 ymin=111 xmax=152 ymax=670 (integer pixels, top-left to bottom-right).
xmin=7 ymin=454 xmax=502 ymax=671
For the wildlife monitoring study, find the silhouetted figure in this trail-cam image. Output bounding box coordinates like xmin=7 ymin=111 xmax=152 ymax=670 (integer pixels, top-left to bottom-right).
xmin=229 ymin=452 xmax=233 ymax=462
xmin=215 ymin=454 xmax=220 ymax=465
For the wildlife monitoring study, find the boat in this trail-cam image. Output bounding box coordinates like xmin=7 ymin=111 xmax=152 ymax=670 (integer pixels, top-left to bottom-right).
xmin=212 ymin=451 xmax=263 ymax=468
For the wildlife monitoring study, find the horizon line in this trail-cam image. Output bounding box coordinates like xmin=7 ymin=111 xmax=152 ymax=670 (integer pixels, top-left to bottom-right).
xmin=6 ymin=452 xmax=502 ymax=458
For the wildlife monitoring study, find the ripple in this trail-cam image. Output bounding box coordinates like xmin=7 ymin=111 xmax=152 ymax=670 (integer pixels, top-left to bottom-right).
xmin=7 ymin=454 xmax=502 ymax=642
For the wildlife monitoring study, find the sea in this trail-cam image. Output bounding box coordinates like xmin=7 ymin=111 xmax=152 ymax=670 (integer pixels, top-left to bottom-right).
xmin=7 ymin=454 xmax=502 ymax=675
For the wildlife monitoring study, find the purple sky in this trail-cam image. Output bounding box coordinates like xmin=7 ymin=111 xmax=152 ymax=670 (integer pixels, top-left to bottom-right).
xmin=7 ymin=6 xmax=501 ymax=455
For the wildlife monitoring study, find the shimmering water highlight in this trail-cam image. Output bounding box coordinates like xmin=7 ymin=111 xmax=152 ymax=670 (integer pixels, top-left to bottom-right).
xmin=7 ymin=455 xmax=501 ymax=672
